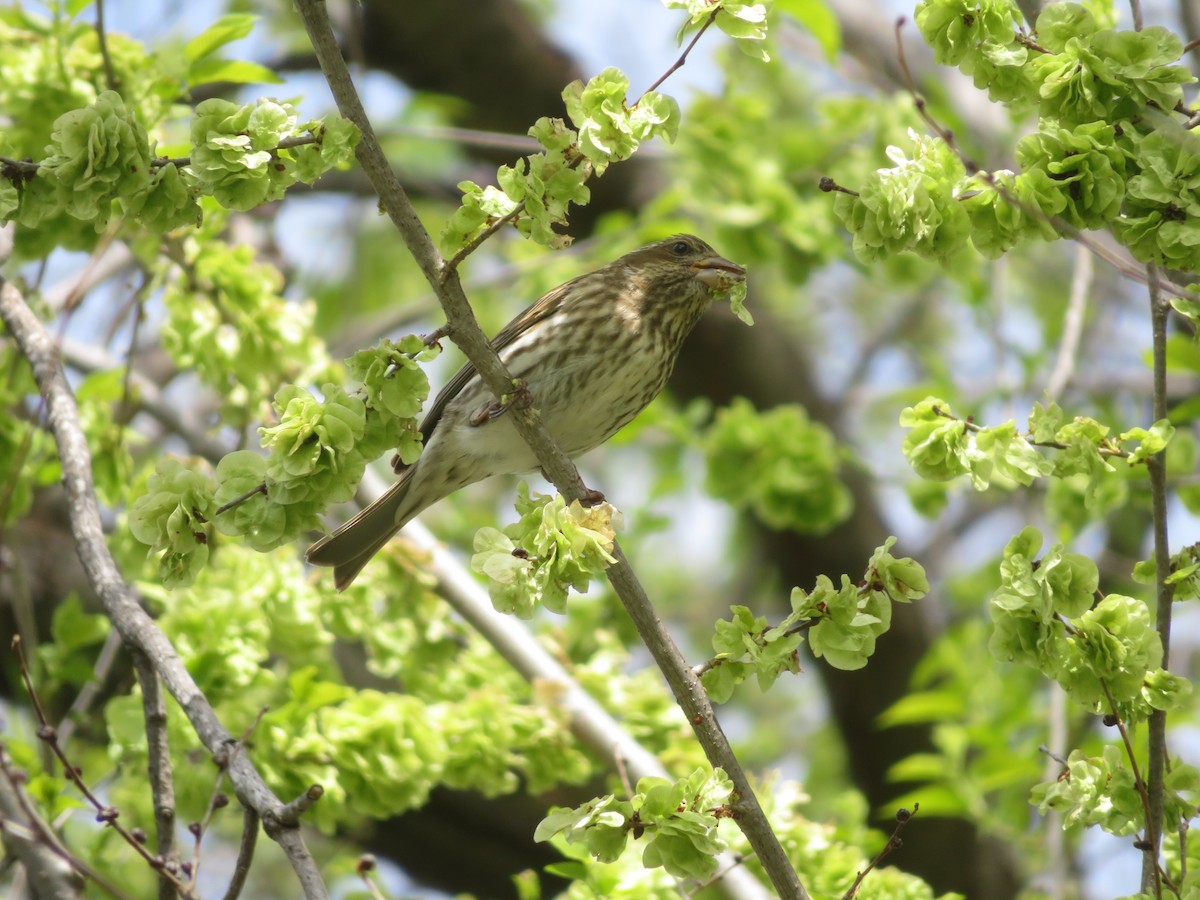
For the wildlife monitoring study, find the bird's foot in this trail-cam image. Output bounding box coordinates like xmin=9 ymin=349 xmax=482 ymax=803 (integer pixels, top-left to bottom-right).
xmin=421 ymin=324 xmax=450 ymax=351
xmin=578 ymin=487 xmax=606 ymax=507
xmin=469 ymin=380 xmax=532 ymax=427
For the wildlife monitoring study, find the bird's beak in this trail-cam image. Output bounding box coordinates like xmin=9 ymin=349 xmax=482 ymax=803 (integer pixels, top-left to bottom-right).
xmin=691 ymin=255 xmax=746 ymax=289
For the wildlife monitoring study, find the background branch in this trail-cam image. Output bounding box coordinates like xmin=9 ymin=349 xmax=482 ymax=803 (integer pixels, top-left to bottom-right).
xmin=0 ymin=746 xmax=88 ymax=900
xmin=130 ymin=649 xmax=178 ymax=900
xmin=1142 ymin=263 xmax=1176 ymax=890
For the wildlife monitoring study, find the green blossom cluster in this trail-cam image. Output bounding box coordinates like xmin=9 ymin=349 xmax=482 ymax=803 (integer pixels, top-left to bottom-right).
xmin=185 ymin=97 xmax=358 ymax=213
xmin=703 ymin=397 xmax=852 ymax=533
xmin=328 ymin=557 xmax=593 ymax=796
xmin=189 ymin=97 xmax=297 ymax=210
xmin=914 ymin=0 xmax=1035 ymax=104
xmin=841 ymin=2 xmax=1200 ymax=271
xmin=1031 ymin=745 xmax=1146 ymax=837
xmin=702 ymin=538 xmax=927 ymax=700
xmin=1015 ymin=121 xmax=1126 ymax=228
xmin=961 ymin=119 xmax=1128 ymax=258
xmin=664 ymin=0 xmax=771 ymax=61
xmin=1029 ymin=12 xmax=1192 ymax=126
xmin=161 ymin=238 xmax=337 ymax=419
xmin=1032 ymin=745 xmax=1200 ymax=845
xmin=442 ymin=68 xmax=679 ymax=253
xmin=127 ymin=458 xmax=215 ymax=588
xmin=833 ymin=132 xmax=968 ymax=263
xmin=35 ymin=90 xmax=151 ymax=229
xmin=536 ymin=767 xmax=734 ymax=882
xmin=0 ymin=8 xmax=182 ymax=161
xmin=260 ymin=384 xmax=368 ymax=507
xmin=7 ymin=90 xmax=200 ymax=242
xmin=900 ymin=397 xmax=1173 ymax=504
xmin=471 ymin=485 xmax=620 ymax=617
xmin=1114 ymin=125 xmax=1200 ymax=272
xmin=565 ymin=68 xmax=681 ymax=176
xmin=99 ymin=546 xmax=592 ymax=833
xmin=130 ymin=341 xmax=433 ymax=578
xmin=3 ymin=87 xmax=357 ymax=251
xmin=989 ymin=527 xmax=1189 ymax=720
xmin=538 ymin=776 xmax=939 ymax=899
xmin=345 ymin=334 xmax=439 ymax=467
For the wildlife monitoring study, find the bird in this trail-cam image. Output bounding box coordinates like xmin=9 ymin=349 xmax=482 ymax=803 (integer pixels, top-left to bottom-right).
xmin=307 ymin=234 xmax=746 ymax=590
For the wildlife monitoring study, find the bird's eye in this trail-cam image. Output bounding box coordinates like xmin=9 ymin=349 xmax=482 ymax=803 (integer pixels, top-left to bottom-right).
xmin=671 ymin=240 xmax=690 ymax=255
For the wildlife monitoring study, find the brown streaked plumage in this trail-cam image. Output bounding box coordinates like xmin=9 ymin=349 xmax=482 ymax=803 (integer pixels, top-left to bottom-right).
xmin=307 ymin=235 xmax=745 ymax=590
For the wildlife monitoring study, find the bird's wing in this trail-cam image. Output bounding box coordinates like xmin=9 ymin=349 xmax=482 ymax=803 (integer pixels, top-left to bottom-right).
xmin=414 ymin=275 xmax=583 ymax=449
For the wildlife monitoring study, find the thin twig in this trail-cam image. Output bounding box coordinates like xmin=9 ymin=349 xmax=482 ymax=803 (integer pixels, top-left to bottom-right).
xmin=56 ymin=630 xmax=123 ymax=748
xmin=0 ymin=743 xmax=122 ymax=898
xmin=636 ymin=8 xmax=720 ymax=102
xmin=1143 ymin=263 xmax=1175 ymax=893
xmin=1100 ymin=681 xmax=1164 ymax=896
xmin=187 ymin=706 xmax=269 ymax=896
xmin=278 ymin=786 xmax=325 ymax=826
xmin=13 ymin=635 xmax=195 ymax=897
xmin=57 ymin=224 xmax=121 ymax=320
xmin=131 ymin=650 xmax=178 ymax=900
xmin=0 ymin=279 xmax=330 ymax=900
xmin=355 ymin=857 xmax=388 ymax=900
xmin=93 ymin=0 xmax=117 ymax=92
xmin=841 ymin=804 xmax=919 ymax=899
xmin=118 ymin=282 xmax=150 ymax=437
xmin=214 ymin=483 xmax=268 ymax=516
xmin=441 ymin=201 xmax=527 ymax=277
xmin=222 ymin=808 xmax=260 ymax=900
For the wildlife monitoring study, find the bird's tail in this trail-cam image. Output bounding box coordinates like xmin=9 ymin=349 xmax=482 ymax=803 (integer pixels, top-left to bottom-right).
xmin=306 ymin=472 xmax=415 ymax=591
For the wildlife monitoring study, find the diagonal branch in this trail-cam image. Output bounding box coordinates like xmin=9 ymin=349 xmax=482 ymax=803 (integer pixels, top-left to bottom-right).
xmin=292 ymin=2 xmax=807 ymax=896
xmin=0 ymin=277 xmax=330 ymax=900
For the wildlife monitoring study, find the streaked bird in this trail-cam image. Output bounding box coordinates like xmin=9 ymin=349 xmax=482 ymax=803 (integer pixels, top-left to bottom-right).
xmin=307 ymin=234 xmax=745 ymax=590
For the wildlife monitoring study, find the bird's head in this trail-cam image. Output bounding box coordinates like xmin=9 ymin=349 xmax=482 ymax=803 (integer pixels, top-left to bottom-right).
xmin=628 ymin=234 xmax=746 ymax=296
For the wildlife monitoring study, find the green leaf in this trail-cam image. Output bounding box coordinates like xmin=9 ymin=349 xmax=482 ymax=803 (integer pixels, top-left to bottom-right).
xmin=185 ymin=13 xmax=258 ymax=63
xmin=776 ymin=0 xmax=841 ymax=60
xmin=187 ymin=58 xmax=284 ymax=87
xmin=1121 ymin=418 xmax=1174 ymax=465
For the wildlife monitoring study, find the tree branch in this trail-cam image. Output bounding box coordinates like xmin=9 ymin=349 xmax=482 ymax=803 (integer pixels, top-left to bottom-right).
xmin=130 ymin=649 xmax=179 ymax=900
xmin=1044 ymin=243 xmax=1093 ymax=400
xmin=292 ymin=2 xmax=807 ymax=896
xmin=0 ymin=277 xmax=330 ymax=900
xmin=1143 ymin=263 xmax=1175 ymax=891
xmin=0 ymin=745 xmax=90 ymax=899
xmin=221 ymin=807 xmax=259 ymax=900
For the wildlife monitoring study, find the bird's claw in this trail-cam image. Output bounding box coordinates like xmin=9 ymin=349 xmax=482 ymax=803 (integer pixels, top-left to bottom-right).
xmin=422 ymin=324 xmax=450 ymax=352
xmin=579 ymin=487 xmax=605 ymax=507
xmin=469 ymin=380 xmax=533 ymax=427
